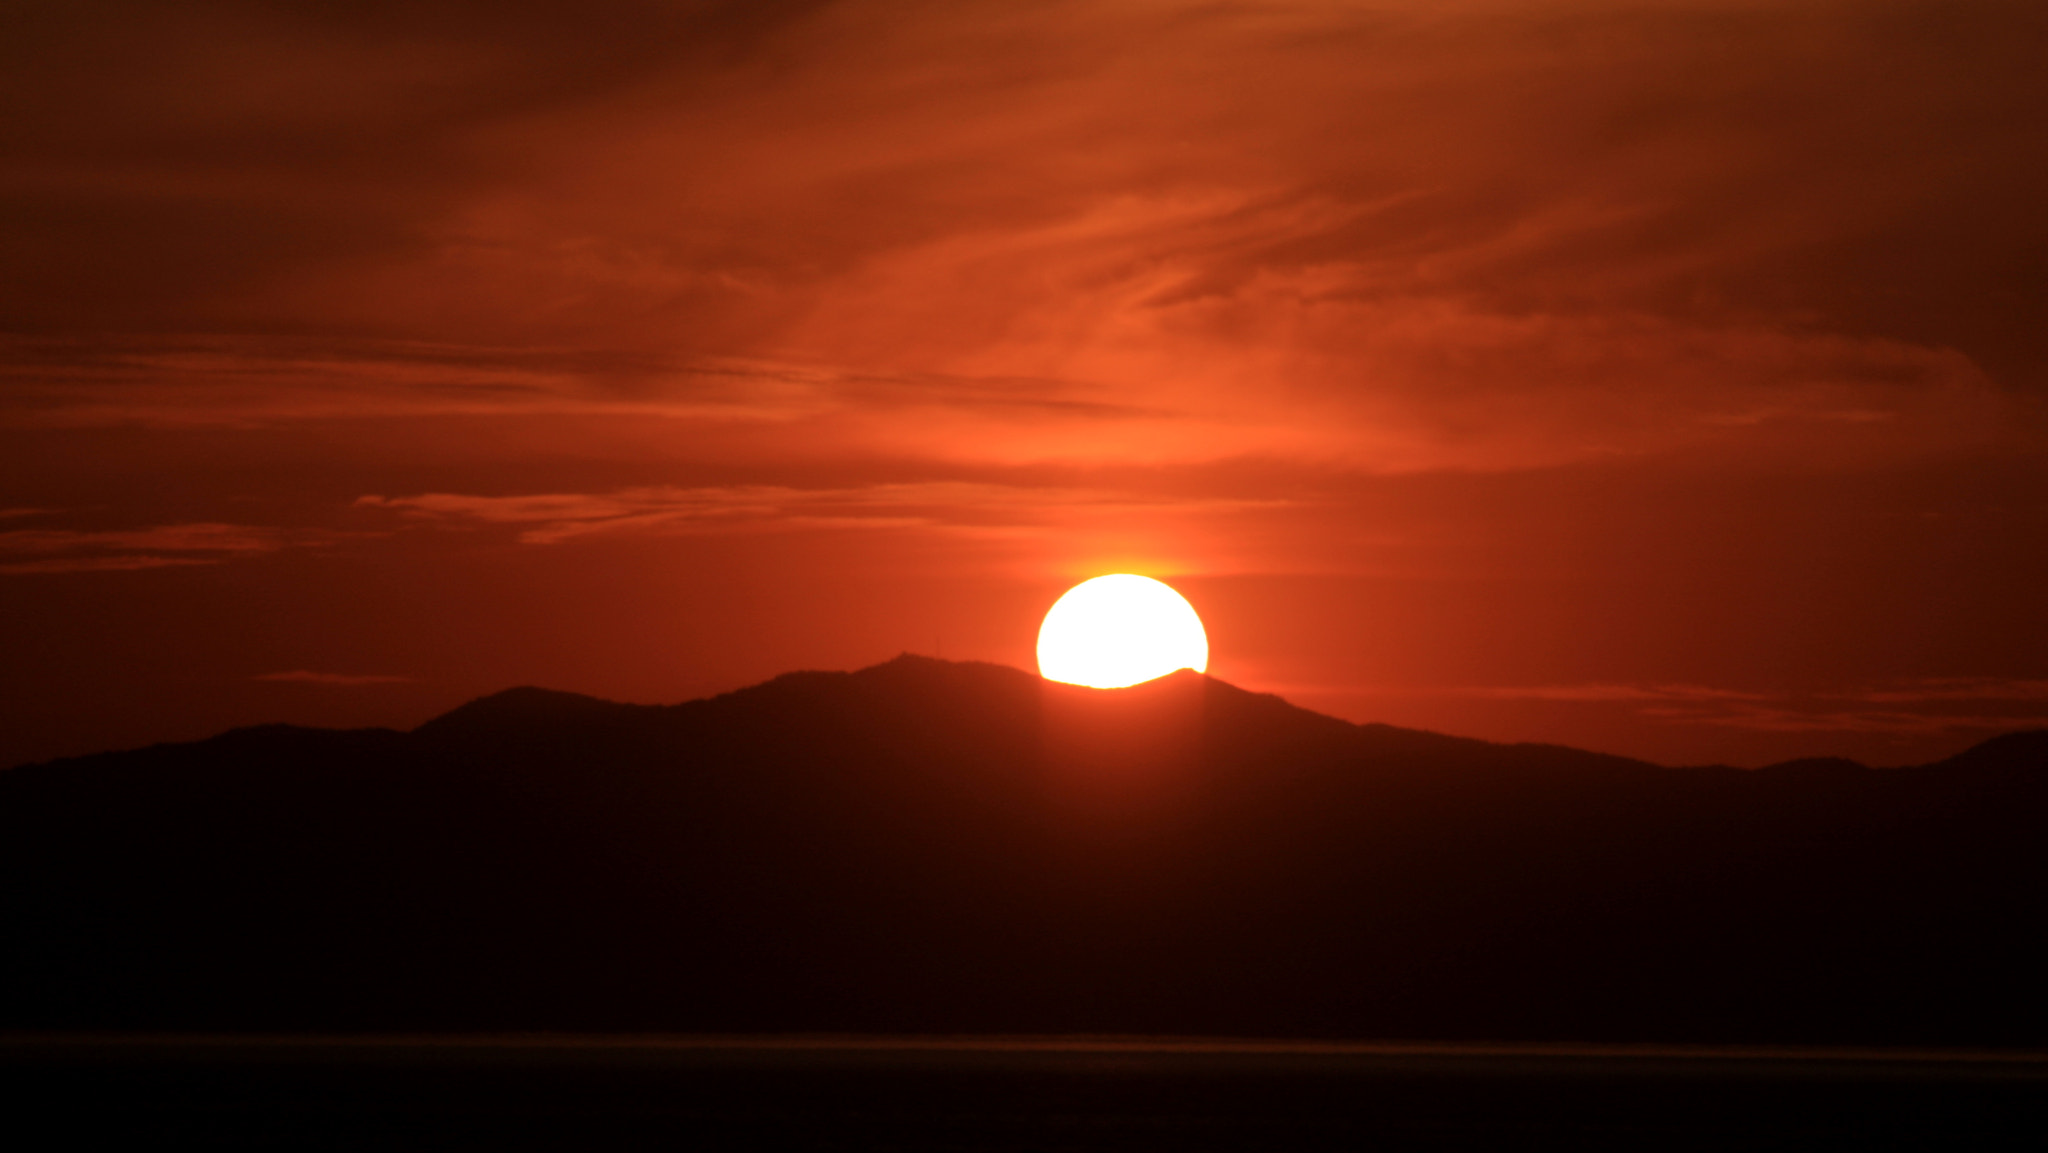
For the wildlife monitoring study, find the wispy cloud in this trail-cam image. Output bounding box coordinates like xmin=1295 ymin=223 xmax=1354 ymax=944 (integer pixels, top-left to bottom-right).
xmin=356 ymin=483 xmax=1291 ymax=546
xmin=1440 ymin=683 xmax=1769 ymax=704
xmin=0 ymin=521 xmax=324 ymax=576
xmin=0 ymin=555 xmax=220 ymax=576
xmin=1644 ymin=679 xmax=2048 ymax=736
xmin=1831 ymin=678 xmax=2048 ymax=704
xmin=0 ymin=523 xmax=286 ymax=555
xmin=0 ymin=337 xmax=802 ymax=429
xmin=1636 ymin=704 xmax=2048 ymax=737
xmin=1630 ymin=678 xmax=2048 ymax=734
xmin=253 ymin=670 xmax=413 ymax=686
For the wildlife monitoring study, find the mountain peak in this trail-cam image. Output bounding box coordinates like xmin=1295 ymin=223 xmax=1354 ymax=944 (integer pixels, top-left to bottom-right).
xmin=413 ymin=685 xmax=629 ymax=738
xmin=1929 ymin=728 xmax=2048 ymax=772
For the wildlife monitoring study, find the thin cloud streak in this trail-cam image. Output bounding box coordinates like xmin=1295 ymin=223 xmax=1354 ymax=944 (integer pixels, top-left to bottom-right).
xmin=0 ymin=522 xmax=347 ymax=576
xmin=0 ymin=523 xmax=287 ymax=555
xmin=253 ymin=670 xmax=414 ymax=686
xmin=0 ymin=555 xmax=219 ymax=576
xmin=357 ymin=483 xmax=1295 ymax=546
xmin=1638 ymin=705 xmax=2048 ymax=738
xmin=1437 ymin=684 xmax=1770 ymax=704
xmin=1277 ymin=680 xmax=2048 ymax=743
xmin=1836 ymin=679 xmax=2048 ymax=704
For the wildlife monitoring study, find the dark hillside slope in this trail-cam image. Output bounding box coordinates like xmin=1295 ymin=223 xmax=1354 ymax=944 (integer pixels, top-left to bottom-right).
xmin=3 ymin=655 xmax=2044 ymax=1044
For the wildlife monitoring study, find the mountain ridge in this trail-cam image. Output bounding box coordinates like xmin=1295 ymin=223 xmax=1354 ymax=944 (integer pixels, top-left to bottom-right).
xmin=22 ymin=652 xmax=2037 ymax=776
xmin=4 ymin=655 xmax=2046 ymax=1044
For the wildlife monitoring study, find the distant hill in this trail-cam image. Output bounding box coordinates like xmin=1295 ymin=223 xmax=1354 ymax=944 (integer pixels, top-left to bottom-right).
xmin=3 ymin=655 xmax=2044 ymax=1044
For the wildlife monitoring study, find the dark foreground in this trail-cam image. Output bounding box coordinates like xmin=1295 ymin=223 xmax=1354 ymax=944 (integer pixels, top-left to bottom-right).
xmin=5 ymin=1036 xmax=2045 ymax=1151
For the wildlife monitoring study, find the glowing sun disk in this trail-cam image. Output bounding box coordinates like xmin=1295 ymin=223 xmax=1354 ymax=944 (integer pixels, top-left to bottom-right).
xmin=1037 ymin=574 xmax=1209 ymax=688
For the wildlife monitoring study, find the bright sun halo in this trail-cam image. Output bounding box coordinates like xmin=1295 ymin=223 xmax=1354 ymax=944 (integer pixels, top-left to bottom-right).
xmin=1037 ymin=574 xmax=1209 ymax=689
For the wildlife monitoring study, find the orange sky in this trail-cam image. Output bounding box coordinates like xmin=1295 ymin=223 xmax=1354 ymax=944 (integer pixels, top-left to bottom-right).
xmin=5 ymin=0 xmax=2046 ymax=767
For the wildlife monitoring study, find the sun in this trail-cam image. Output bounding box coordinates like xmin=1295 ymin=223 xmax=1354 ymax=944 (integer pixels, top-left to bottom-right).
xmin=1037 ymin=574 xmax=1210 ymax=689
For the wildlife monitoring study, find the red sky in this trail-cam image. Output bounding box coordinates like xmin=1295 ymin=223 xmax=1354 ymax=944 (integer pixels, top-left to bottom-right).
xmin=5 ymin=0 xmax=2046 ymax=768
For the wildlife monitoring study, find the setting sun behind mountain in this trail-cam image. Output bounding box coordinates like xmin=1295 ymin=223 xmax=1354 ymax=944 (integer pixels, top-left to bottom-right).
xmin=1037 ymin=575 xmax=1210 ymax=688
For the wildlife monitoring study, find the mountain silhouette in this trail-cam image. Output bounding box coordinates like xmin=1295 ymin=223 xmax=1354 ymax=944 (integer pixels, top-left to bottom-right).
xmin=3 ymin=654 xmax=2045 ymax=1044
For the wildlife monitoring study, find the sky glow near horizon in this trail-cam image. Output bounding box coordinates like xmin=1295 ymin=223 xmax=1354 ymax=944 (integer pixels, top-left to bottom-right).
xmin=3 ymin=0 xmax=2046 ymax=768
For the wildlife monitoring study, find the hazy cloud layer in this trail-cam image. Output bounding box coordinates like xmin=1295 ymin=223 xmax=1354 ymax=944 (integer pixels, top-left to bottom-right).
xmin=6 ymin=1 xmax=2044 ymax=471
